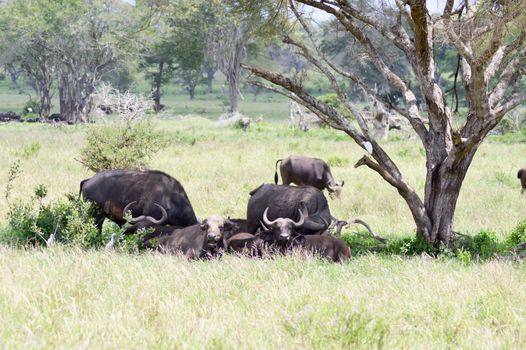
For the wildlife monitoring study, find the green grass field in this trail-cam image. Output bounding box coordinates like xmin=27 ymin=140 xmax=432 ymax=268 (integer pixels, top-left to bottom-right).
xmin=1 ymin=98 xmax=526 ymax=348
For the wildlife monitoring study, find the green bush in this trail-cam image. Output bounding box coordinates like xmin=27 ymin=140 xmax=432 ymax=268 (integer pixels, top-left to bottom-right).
xmin=79 ymin=119 xmax=168 ymax=172
xmin=0 ymin=186 xmax=102 ymax=248
xmin=22 ymin=100 xmax=41 ymax=116
xmin=508 ymin=219 xmax=526 ymax=245
xmin=384 ymin=235 xmax=436 ymax=256
xmin=469 ymin=230 xmax=499 ymax=260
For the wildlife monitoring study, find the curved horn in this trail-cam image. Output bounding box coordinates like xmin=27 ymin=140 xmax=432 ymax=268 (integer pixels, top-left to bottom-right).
xmin=124 ymin=202 xmax=167 ymax=225
xmin=340 ymin=180 xmax=345 ymax=187
xmin=262 ymin=207 xmax=279 ymax=226
xmin=259 ymin=220 xmax=269 ymax=231
xmin=348 ymin=218 xmax=387 ymax=244
xmin=144 ymin=203 xmax=168 ymax=224
xmin=123 ymin=201 xmax=140 ymax=222
xmin=291 ymin=208 xmax=305 ymax=227
xmin=301 ymin=218 xmax=328 ymax=231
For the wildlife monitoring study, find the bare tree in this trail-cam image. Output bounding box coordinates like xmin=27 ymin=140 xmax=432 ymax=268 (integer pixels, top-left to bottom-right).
xmin=244 ymin=0 xmax=526 ymax=246
xmin=212 ymin=18 xmax=252 ymax=115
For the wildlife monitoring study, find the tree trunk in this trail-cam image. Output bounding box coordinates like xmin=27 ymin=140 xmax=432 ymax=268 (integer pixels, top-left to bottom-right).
xmin=418 ymin=143 xmax=479 ymax=246
xmin=153 ymin=61 xmax=164 ymax=113
xmin=39 ymin=85 xmax=51 ymax=119
xmin=206 ymin=67 xmax=215 ymax=95
xmin=227 ymin=73 xmax=239 ymax=114
xmin=188 ymin=84 xmax=196 ymax=100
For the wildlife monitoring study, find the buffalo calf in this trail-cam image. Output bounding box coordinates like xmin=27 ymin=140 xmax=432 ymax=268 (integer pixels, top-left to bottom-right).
xmin=291 ymin=235 xmax=351 ymax=263
xmin=157 ymin=215 xmax=234 ymax=259
xmin=225 ymin=232 xmax=265 ymax=257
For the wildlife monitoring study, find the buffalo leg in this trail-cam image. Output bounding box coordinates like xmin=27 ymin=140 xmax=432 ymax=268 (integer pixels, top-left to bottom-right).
xmin=95 ymin=211 xmax=106 ymax=234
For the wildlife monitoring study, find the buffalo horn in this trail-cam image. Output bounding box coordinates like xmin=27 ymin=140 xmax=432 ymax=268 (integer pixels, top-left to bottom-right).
xmin=262 ymin=207 xmax=279 ymax=226
xmin=291 ymin=208 xmax=305 ymax=227
xmin=124 ymin=202 xmax=168 ymax=224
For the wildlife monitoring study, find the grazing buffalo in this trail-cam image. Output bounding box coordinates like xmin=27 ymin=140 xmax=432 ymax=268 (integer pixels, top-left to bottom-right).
xmin=156 ymin=215 xmax=234 ymax=258
xmin=290 ymin=235 xmax=351 ymax=263
xmin=274 ymin=155 xmax=345 ymax=198
xmin=247 ymin=184 xmax=331 ymax=238
xmin=519 ymin=167 xmax=526 ymax=194
xmin=80 ymin=170 xmax=199 ymax=234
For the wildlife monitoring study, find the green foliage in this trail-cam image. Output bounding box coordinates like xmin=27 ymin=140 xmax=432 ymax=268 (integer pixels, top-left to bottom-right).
xmin=470 ymin=230 xmax=499 ymax=260
xmin=384 ymin=234 xmax=436 ymax=256
xmin=318 ymin=93 xmax=340 ymax=108
xmin=22 ymin=100 xmax=41 ymax=115
xmin=0 ymin=186 xmax=101 ymax=248
xmin=79 ymin=120 xmax=168 ymax=172
xmin=507 ymin=219 xmax=526 ymax=245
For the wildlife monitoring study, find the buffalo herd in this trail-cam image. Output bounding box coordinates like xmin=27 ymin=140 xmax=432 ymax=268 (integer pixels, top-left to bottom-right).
xmin=79 ymin=155 xmax=364 ymax=262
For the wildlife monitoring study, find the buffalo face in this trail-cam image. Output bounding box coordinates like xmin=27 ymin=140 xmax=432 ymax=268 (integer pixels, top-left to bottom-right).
xmin=200 ymin=215 xmax=235 ymax=246
xmin=327 ymin=180 xmax=345 ymax=199
xmin=262 ymin=207 xmax=305 ymax=244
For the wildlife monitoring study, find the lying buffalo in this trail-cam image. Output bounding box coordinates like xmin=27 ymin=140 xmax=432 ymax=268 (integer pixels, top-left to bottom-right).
xmin=80 ymin=170 xmax=199 ymax=234
xmin=274 ymin=155 xmax=344 ymax=198
xmin=156 ymin=215 xmax=235 ymax=258
xmin=247 ymin=184 xmax=331 ymax=236
xmin=225 ymin=232 xmax=266 ymax=257
xmin=290 ymin=235 xmax=351 ymax=263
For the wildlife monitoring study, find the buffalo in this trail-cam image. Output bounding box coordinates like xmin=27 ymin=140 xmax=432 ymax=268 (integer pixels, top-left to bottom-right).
xmin=156 ymin=215 xmax=235 ymax=258
xmin=247 ymin=184 xmax=331 ymax=237
xmin=274 ymin=155 xmax=344 ymax=198
xmin=80 ymin=170 xmax=199 ymax=235
xmin=290 ymin=235 xmax=351 ymax=263
xmin=518 ymin=167 xmax=526 ymax=194
xmin=225 ymin=232 xmax=266 ymax=257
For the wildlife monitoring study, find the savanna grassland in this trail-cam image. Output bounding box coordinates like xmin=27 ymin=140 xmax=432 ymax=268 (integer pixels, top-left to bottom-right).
xmin=1 ymin=111 xmax=526 ymax=349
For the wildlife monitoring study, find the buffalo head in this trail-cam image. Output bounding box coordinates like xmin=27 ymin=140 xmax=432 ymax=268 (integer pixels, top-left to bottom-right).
xmin=327 ymin=180 xmax=345 ymax=199
xmin=200 ymin=215 xmax=235 ymax=246
xmin=262 ymin=207 xmax=306 ymax=243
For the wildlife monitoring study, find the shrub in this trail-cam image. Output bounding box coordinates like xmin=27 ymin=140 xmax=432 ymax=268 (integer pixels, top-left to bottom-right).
xmin=508 ymin=219 xmax=526 ymax=245
xmin=384 ymin=235 xmax=436 ymax=256
xmin=0 ymin=185 xmax=102 ymax=248
xmin=80 ymin=85 xmax=168 ymax=172
xmin=470 ymin=230 xmax=499 ymax=260
xmin=22 ymin=100 xmax=41 ymax=116
xmin=79 ymin=120 xmax=168 ymax=172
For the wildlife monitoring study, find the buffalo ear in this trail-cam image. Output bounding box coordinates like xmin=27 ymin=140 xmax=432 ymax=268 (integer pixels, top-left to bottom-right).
xmin=224 ymin=219 xmax=235 ymax=229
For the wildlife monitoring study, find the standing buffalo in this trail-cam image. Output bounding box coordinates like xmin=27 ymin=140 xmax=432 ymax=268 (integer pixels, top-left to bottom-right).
xmin=518 ymin=167 xmax=526 ymax=194
xmin=247 ymin=184 xmax=332 ymax=237
xmin=80 ymin=170 xmax=199 ymax=234
xmin=156 ymin=215 xmax=234 ymax=258
xmin=274 ymin=155 xmax=345 ymax=198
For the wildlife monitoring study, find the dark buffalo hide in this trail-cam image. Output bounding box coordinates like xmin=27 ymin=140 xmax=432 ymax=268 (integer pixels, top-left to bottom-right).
xmin=247 ymin=184 xmax=332 ymax=236
xmin=80 ymin=170 xmax=198 ymax=234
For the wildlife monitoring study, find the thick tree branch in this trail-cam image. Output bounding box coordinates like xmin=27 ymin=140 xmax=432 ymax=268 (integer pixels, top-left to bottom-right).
xmin=489 ymin=47 xmax=526 ymax=108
